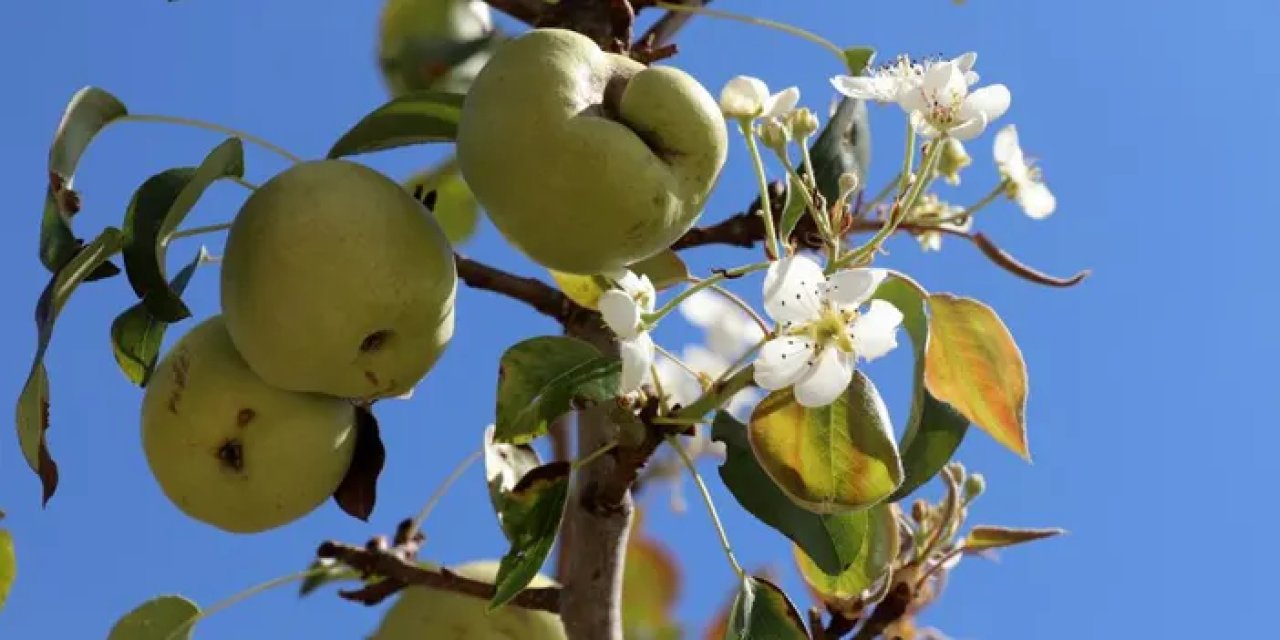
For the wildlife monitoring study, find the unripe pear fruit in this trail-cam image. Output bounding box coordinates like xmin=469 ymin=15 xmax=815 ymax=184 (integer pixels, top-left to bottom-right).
xmin=456 ymin=28 xmax=728 ymax=275
xmin=221 ymin=159 xmax=457 ymax=401
xmin=378 ymin=0 xmax=495 ymax=96
xmin=141 ymin=316 xmax=358 ymax=533
xmin=370 ymin=560 xmax=566 ymax=640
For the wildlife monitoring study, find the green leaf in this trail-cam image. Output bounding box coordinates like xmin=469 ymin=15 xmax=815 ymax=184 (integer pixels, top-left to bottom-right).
xmin=630 ymin=250 xmax=690 ymax=292
xmin=871 ymin=273 xmax=969 ymax=503
xmin=110 ymin=249 xmax=204 ymax=386
xmin=725 ymin=575 xmax=808 ymax=640
xmin=748 ymin=373 xmax=903 ymax=514
xmin=712 ymin=412 xmax=873 ymax=576
xmin=298 ymin=559 xmax=362 ymax=597
xmin=925 ymin=294 xmax=1030 ymax=460
xmin=121 ymin=138 xmax=244 ymax=322
xmin=792 ymin=503 xmax=898 ymax=614
xmin=0 ymin=530 xmax=14 ymax=613
xmin=405 ymin=159 xmax=480 ymax=246
xmin=494 ymin=336 xmax=621 ymax=444
xmin=842 ymin=47 xmax=877 ymax=75
xmin=107 ymin=595 xmax=199 ymax=640
xmin=484 ymin=424 xmax=542 ymax=542
xmin=17 ymin=227 xmax=123 ymax=504
xmin=40 ymin=87 xmax=128 ymax=274
xmin=490 ymin=461 xmax=570 ymax=611
xmin=962 ymin=525 xmax=1065 ymax=553
xmin=808 ymin=97 xmax=872 ymax=206
xmin=327 ymin=91 xmax=465 ymax=159
xmin=777 ymin=173 xmax=808 ymax=243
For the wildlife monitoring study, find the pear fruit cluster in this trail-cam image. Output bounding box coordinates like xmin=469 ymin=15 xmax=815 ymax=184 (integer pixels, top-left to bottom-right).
xmin=142 ymin=159 xmax=458 ymax=533
xmin=457 ymin=28 xmax=728 ymax=275
xmin=369 ymin=560 xmax=567 ymax=640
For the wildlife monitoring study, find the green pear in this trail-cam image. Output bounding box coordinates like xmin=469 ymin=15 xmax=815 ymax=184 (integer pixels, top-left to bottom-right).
xmin=370 ymin=560 xmax=566 ymax=640
xmin=378 ymin=0 xmax=496 ymax=96
xmin=141 ymin=316 xmax=357 ymax=533
xmin=220 ymin=159 xmax=457 ymax=401
xmin=456 ymin=28 xmax=728 ymax=275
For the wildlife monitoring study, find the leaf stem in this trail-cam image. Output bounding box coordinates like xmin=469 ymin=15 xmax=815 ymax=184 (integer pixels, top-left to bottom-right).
xmin=653 ymin=1 xmax=847 ymax=68
xmin=739 ymin=120 xmax=783 ymax=260
xmin=665 ymin=434 xmax=745 ymax=578
xmin=123 ymin=114 xmax=305 ymax=165
xmin=166 ymin=567 xmax=322 ymax=640
xmin=573 ymin=440 xmax=619 ymax=470
xmin=408 ymin=448 xmax=482 ymax=536
xmin=229 ymin=176 xmax=260 ymax=192
xmin=166 ymin=222 xmax=233 ymax=243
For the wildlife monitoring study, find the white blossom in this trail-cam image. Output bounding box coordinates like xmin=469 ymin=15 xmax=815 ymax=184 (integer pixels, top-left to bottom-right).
xmin=753 ymin=256 xmax=903 ymax=408
xmin=898 ymin=60 xmax=1010 ymax=140
xmin=830 ymin=52 xmax=978 ymax=105
xmin=599 ymin=271 xmax=657 ymax=393
xmin=719 ymin=76 xmax=800 ymax=120
xmin=994 ymin=124 xmax=1056 ymax=219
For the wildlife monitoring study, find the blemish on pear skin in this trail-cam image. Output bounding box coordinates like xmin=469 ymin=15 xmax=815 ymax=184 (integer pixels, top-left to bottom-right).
xmin=167 ymin=349 xmax=191 ymax=414
xmin=217 ymin=439 xmax=245 ymax=473
xmin=364 ymin=370 xmax=380 ymax=387
xmin=360 ymin=330 xmax=392 ymax=353
xmin=236 ymin=408 xmax=255 ymax=428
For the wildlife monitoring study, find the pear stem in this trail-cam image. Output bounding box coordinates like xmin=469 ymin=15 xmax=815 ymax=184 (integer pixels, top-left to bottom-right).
xmin=408 ymin=448 xmax=483 ymax=537
xmin=653 ymin=1 xmax=848 ymax=68
xmin=122 ymin=114 xmax=305 ymax=165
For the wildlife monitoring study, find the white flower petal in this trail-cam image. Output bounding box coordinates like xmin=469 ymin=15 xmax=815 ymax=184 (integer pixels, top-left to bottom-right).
xmin=1019 ymin=181 xmax=1057 ymax=219
xmin=963 ymin=84 xmax=1011 ymax=123
xmin=825 ymin=267 xmax=888 ymax=310
xmin=909 ymin=111 xmax=944 ymax=139
xmin=851 ymin=300 xmax=903 ymax=361
xmin=678 ymin=289 xmax=729 ymax=328
xmin=993 ymin=124 xmax=1022 ymax=166
xmin=948 ymin=114 xmax=989 ymax=141
xmin=763 ymin=87 xmax=800 ymax=118
xmin=832 ymin=76 xmax=901 ymax=103
xmin=952 ymin=52 xmax=978 ymax=74
xmin=720 ymin=76 xmax=769 ymax=119
xmin=599 ymin=289 xmax=641 ymax=339
xmin=618 ymin=333 xmax=655 ymax=393
xmin=762 ymin=255 xmax=827 ymax=326
xmin=793 ymin=347 xmax=853 ymax=408
xmin=753 ymin=335 xmax=817 ymax=391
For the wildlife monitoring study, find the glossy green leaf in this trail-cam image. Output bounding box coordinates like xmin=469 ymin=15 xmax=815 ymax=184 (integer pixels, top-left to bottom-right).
xmin=40 ymin=87 xmax=128 ymax=274
xmin=808 ymin=97 xmax=871 ymax=206
xmin=725 ymin=575 xmax=808 ymax=640
xmin=0 ymin=530 xmax=13 ymax=613
xmin=110 ymin=250 xmax=204 ymax=386
xmin=871 ymin=273 xmax=969 ymax=502
xmin=792 ymin=503 xmax=898 ymax=614
xmin=962 ymin=525 xmax=1065 ymax=553
xmin=484 ymin=424 xmax=542 ymax=542
xmin=327 ymin=90 xmax=465 ymax=159
xmin=490 ymin=461 xmax=570 ymax=611
xmin=405 ymin=158 xmax=480 ymax=246
xmin=777 ymin=173 xmax=807 ymax=243
xmin=630 ymin=250 xmax=690 ymax=291
xmin=17 ymin=227 xmax=123 ymax=504
xmin=121 ymin=139 xmax=243 ymax=322
xmin=925 ymin=294 xmax=1030 ymax=459
xmin=713 ymin=412 xmax=881 ymax=575
xmin=748 ymin=372 xmax=903 ymax=514
xmin=623 ymin=508 xmax=682 ymax=640
xmin=107 ymin=595 xmax=199 ymax=640
xmin=494 ymin=336 xmax=621 ymax=444
xmin=842 ymin=47 xmax=877 ymax=75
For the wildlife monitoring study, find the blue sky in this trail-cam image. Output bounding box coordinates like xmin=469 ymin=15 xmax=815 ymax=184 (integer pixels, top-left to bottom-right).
xmin=0 ymin=0 xmax=1274 ymax=638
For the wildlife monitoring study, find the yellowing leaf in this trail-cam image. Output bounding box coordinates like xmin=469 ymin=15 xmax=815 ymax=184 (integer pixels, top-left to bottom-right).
xmin=963 ymin=525 xmax=1065 ymax=553
xmin=924 ymin=294 xmax=1031 ymax=460
xmin=548 ymin=250 xmax=688 ymax=310
xmin=548 ymin=270 xmax=610 ymax=310
xmin=748 ymin=373 xmax=903 ymax=514
xmin=792 ymin=503 xmax=898 ymax=615
xmin=0 ymin=530 xmax=14 ymax=613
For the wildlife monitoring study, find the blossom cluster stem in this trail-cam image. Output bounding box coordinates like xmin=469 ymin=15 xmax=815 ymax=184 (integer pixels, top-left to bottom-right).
xmin=665 ymin=434 xmax=745 ymax=579
xmin=739 ymin=119 xmax=784 ymax=260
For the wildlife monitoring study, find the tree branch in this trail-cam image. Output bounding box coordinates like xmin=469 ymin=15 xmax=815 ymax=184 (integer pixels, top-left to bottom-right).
xmin=634 ymin=0 xmax=712 ymax=49
xmin=454 ymin=253 xmax=596 ymax=327
xmin=482 ymin=0 xmax=545 ymax=25
xmin=316 ymin=540 xmax=562 ymax=614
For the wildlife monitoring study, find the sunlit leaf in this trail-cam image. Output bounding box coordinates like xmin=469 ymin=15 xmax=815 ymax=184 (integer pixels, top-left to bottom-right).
xmin=793 ymin=503 xmax=898 ymax=615
xmin=870 ymin=273 xmax=969 ymax=502
xmin=17 ymin=227 xmax=123 ymax=504
xmin=332 ymin=407 xmax=385 ymax=522
xmin=748 ymin=373 xmax=903 ymax=514
xmin=630 ymin=250 xmax=689 ymax=291
xmin=808 ymin=96 xmax=871 ymax=206
xmin=548 ymin=270 xmax=610 ymax=310
xmin=107 ymin=595 xmax=199 ymax=640
xmin=494 ymin=336 xmax=621 ymax=444
xmin=484 ymin=424 xmax=542 ymax=542
xmin=490 ymin=462 xmax=570 ymax=611
xmin=327 ymin=91 xmax=465 ymax=158
xmin=0 ymin=530 xmax=13 ymax=613
xmin=725 ymin=575 xmax=808 ymax=640
xmin=623 ymin=507 xmax=682 ymax=640
xmin=925 ymin=294 xmax=1030 ymax=459
xmin=405 ymin=159 xmax=480 ymax=246
xmin=40 ymin=86 xmax=128 ymax=274
xmin=110 ymin=249 xmax=204 ymax=386
xmin=962 ymin=525 xmax=1065 ymax=553
xmin=712 ymin=411 xmax=879 ymax=576
xmin=121 ymin=138 xmax=243 ymax=322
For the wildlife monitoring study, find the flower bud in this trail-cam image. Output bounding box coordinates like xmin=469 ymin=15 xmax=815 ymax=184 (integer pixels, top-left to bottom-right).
xmin=788 ymin=107 xmax=820 ymax=138
xmin=963 ymin=472 xmax=986 ymax=501
xmin=838 ymin=172 xmax=861 ymax=197
xmin=759 ymin=118 xmax=790 ymax=150
xmin=936 ymin=137 xmax=971 ymax=185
